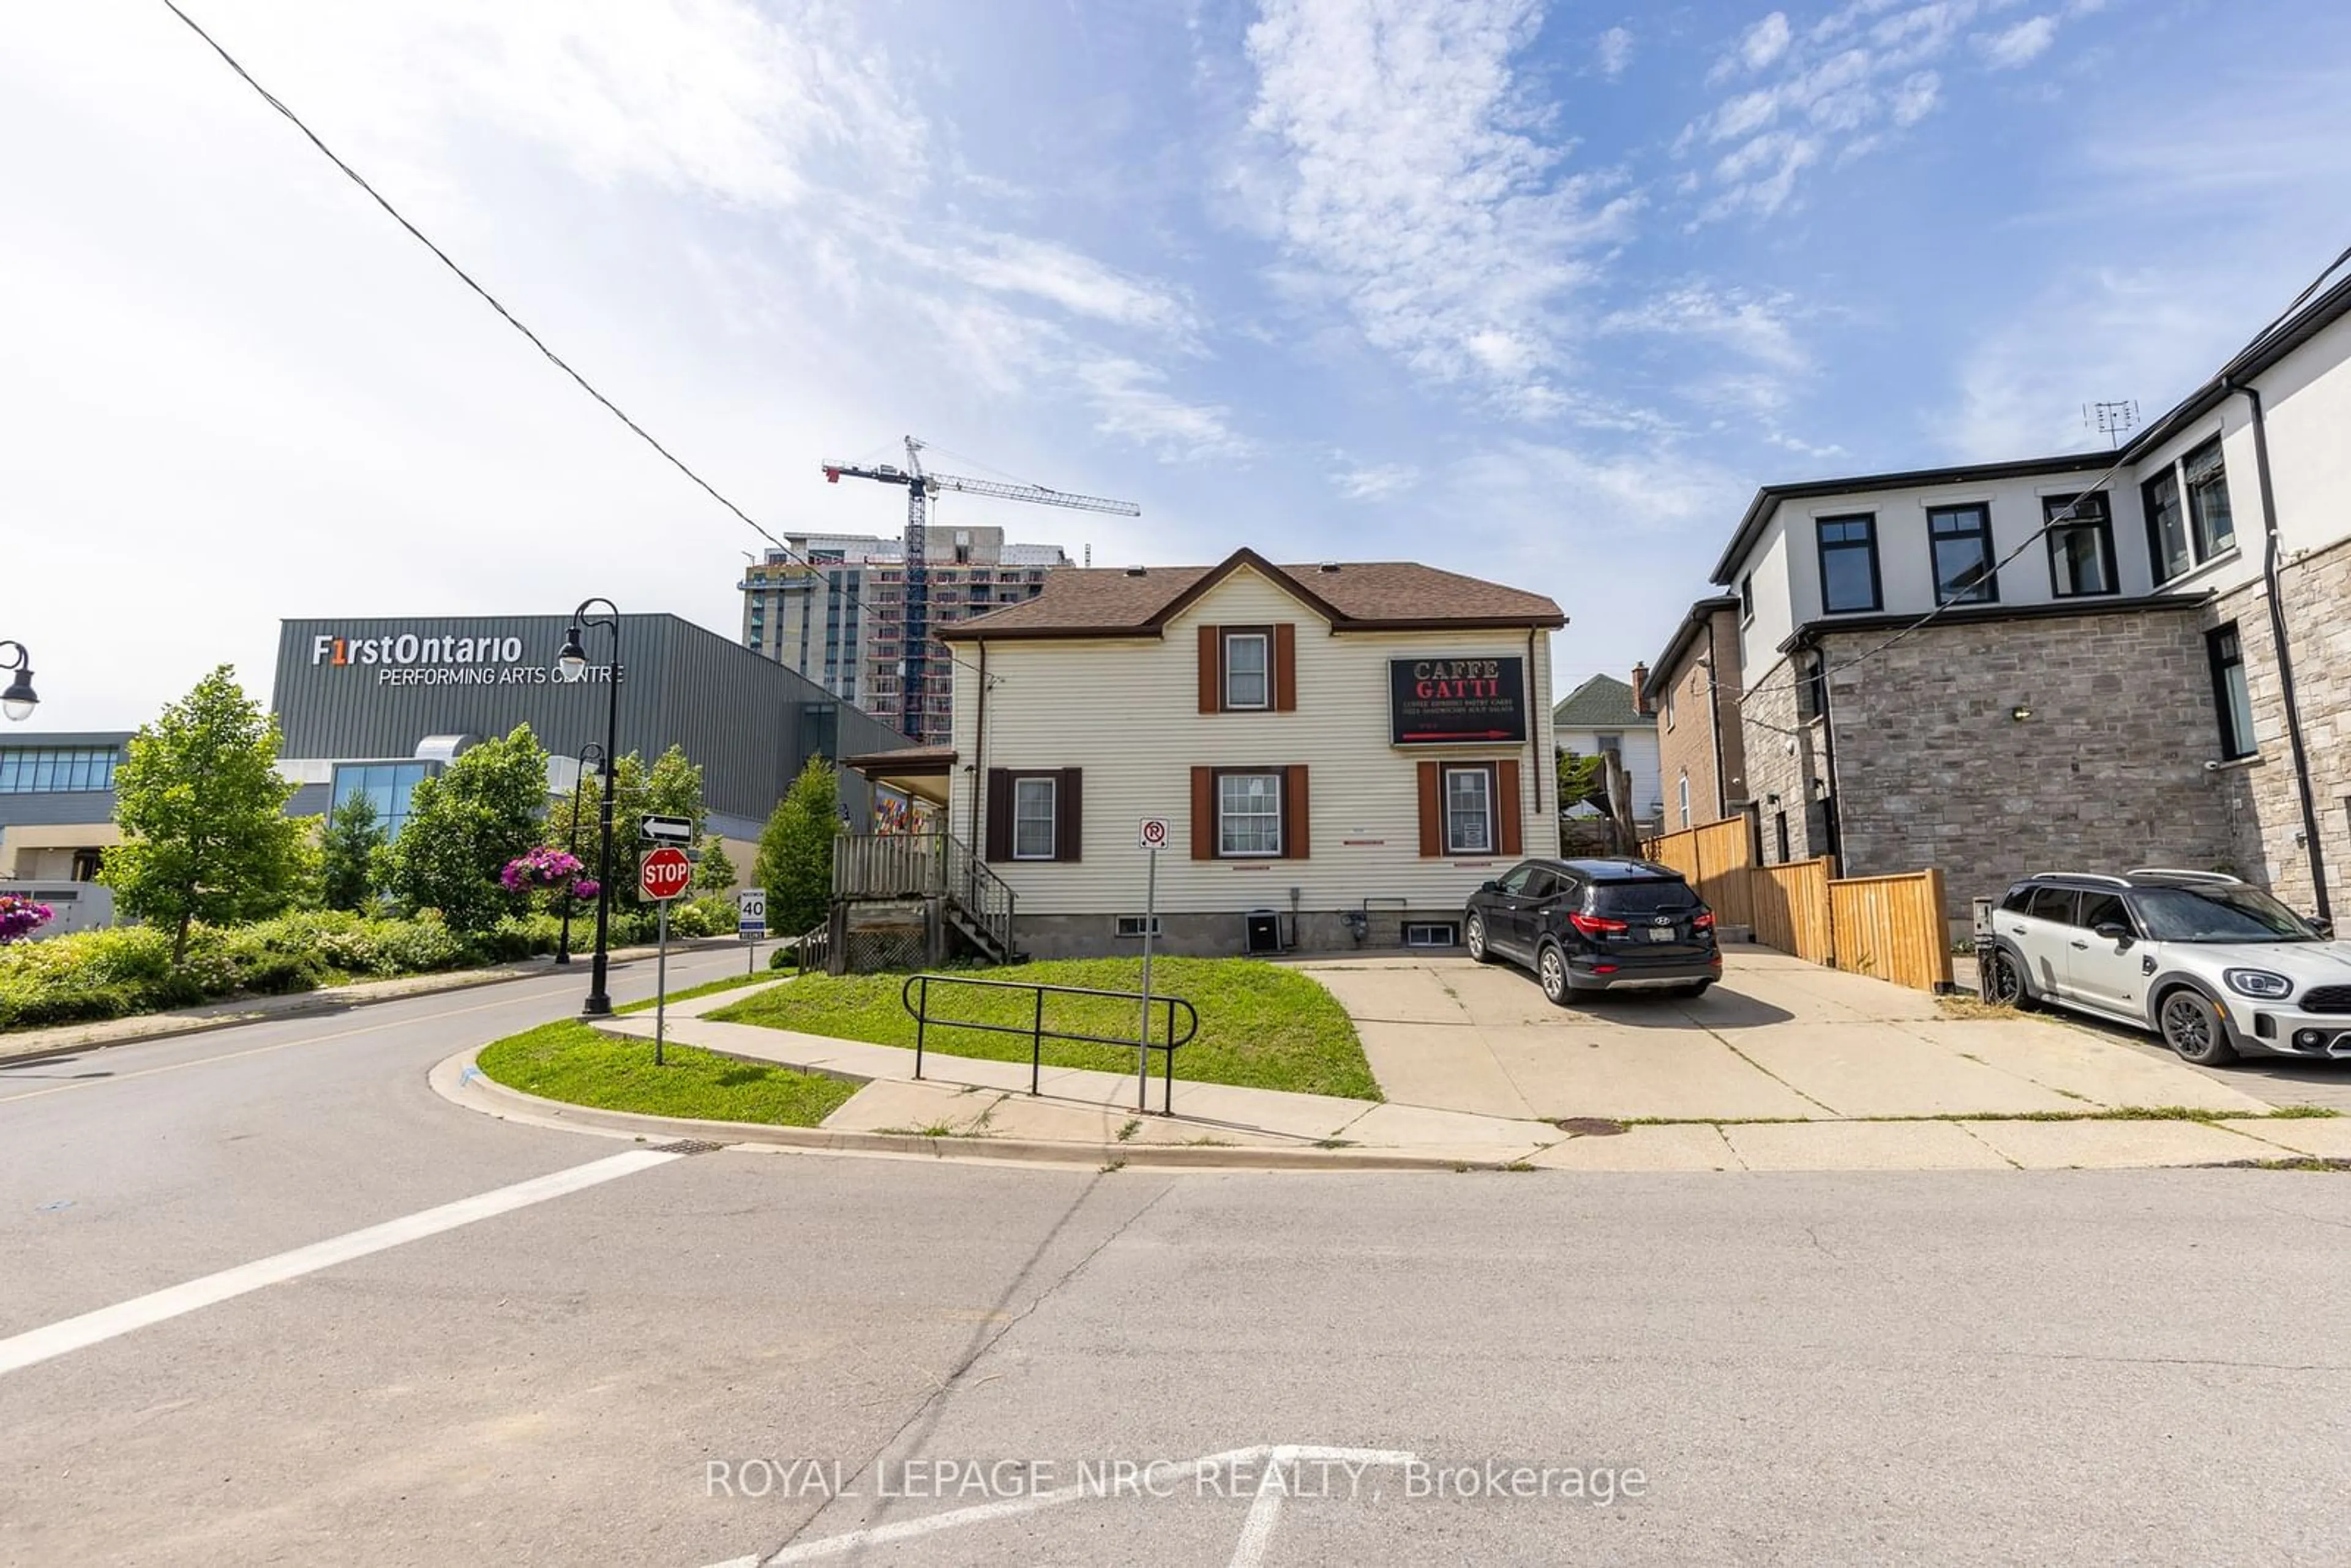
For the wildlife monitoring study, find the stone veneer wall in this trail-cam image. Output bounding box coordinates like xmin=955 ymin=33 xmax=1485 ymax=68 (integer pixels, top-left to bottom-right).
xmin=2210 ymin=534 xmax=2351 ymax=917
xmin=1812 ymin=606 xmax=2235 ymax=923
xmin=1739 ymin=655 xmax=1832 ymax=865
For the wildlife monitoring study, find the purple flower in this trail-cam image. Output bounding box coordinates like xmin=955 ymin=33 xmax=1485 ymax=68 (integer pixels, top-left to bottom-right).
xmin=570 ymin=880 xmax=600 ymax=901
xmin=501 ymin=847 xmax=593 ymax=899
xmin=0 ymin=895 xmax=55 ymax=943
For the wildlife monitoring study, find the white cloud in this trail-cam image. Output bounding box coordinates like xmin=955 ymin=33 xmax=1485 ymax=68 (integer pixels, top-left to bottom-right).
xmin=1333 ymin=462 xmax=1421 ymax=500
xmin=1742 ymin=12 xmax=1795 ymax=72
xmin=1602 ymin=284 xmax=1812 ymax=370
xmin=917 ymin=231 xmax=1199 ymax=340
xmin=1240 ymin=0 xmax=1637 ymax=403
xmin=1976 ymin=15 xmax=2057 ymax=69
xmin=1597 ymin=25 xmax=1635 ymax=78
xmin=1679 ymin=0 xmax=2104 ymax=220
xmin=1074 ymin=358 xmax=1253 ymax=461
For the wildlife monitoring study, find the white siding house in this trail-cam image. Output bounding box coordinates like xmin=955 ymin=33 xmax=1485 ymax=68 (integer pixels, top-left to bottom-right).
xmin=939 ymin=550 xmax=1564 ymax=956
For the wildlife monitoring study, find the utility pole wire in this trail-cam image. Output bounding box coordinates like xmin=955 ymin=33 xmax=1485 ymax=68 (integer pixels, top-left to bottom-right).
xmin=159 ymin=0 xmax=1003 ymax=698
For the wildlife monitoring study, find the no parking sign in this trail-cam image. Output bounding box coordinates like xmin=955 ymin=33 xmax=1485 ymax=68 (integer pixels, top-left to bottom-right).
xmin=1138 ymin=817 xmax=1170 ymax=851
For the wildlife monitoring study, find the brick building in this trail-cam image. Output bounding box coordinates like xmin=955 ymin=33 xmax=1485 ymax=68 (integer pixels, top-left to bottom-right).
xmin=1646 ymin=596 xmax=1747 ymax=835
xmin=1678 ymin=262 xmax=2351 ymax=934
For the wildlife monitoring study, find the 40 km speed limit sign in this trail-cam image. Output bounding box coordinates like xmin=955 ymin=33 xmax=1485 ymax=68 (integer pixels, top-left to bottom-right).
xmin=1138 ymin=817 xmax=1171 ymax=851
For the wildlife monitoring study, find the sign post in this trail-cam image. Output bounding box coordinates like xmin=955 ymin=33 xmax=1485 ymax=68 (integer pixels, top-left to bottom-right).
xmin=738 ymin=887 xmax=767 ymax=974
xmin=1136 ymin=817 xmax=1169 ymax=1112
xmin=639 ymin=845 xmax=694 ymax=1063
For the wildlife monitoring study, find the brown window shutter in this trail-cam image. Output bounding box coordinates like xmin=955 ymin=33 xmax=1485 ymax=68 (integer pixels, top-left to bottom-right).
xmin=1197 ymin=625 xmax=1221 ymax=713
xmin=984 ymin=769 xmax=1012 ymax=862
xmin=1497 ymin=759 xmax=1523 ymax=856
xmin=1417 ymin=761 xmax=1442 ymax=858
xmin=1056 ymin=768 xmax=1083 ymax=862
xmin=1191 ymin=767 xmax=1216 ymax=859
xmin=1273 ymin=623 xmax=1297 ymax=712
xmin=1283 ymin=765 xmax=1310 ymax=859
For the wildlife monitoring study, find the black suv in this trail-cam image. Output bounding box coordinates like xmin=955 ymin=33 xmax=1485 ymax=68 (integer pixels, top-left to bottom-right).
xmin=1463 ymin=858 xmax=1722 ymax=1005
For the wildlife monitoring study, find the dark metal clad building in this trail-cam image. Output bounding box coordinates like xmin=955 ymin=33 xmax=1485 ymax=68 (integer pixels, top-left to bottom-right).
xmin=272 ymin=614 xmax=911 ymax=836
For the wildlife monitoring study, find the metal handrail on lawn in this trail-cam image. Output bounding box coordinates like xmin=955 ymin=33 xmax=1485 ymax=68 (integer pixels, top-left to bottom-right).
xmin=899 ymin=972 xmax=1200 ymax=1114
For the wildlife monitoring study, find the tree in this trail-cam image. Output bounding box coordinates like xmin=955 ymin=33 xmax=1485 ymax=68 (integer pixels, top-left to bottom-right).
xmin=102 ymin=666 xmax=306 ymax=962
xmin=318 ymin=793 xmax=386 ymax=912
xmin=1557 ymin=748 xmax=1606 ymax=814
xmin=695 ymin=838 xmax=738 ymax=893
xmin=549 ymin=744 xmax=715 ymax=906
xmin=384 ymin=724 xmax=550 ymax=932
xmin=756 ymin=757 xmax=838 ymax=936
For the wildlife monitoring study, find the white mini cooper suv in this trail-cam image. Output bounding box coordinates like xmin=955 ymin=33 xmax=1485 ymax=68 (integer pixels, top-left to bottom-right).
xmin=1984 ymin=868 xmax=2348 ymax=1065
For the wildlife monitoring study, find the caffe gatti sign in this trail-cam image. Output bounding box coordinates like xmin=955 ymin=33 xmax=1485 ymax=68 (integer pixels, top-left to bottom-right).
xmin=1388 ymin=656 xmax=1528 ymax=746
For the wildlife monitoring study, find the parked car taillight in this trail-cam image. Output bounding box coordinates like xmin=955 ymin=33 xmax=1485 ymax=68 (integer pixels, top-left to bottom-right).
xmin=1693 ymin=910 xmax=1715 ymax=931
xmin=1569 ymin=912 xmax=1629 ymax=936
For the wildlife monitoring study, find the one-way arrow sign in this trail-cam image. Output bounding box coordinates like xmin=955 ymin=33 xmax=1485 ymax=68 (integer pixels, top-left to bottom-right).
xmin=639 ymin=814 xmax=693 ymax=846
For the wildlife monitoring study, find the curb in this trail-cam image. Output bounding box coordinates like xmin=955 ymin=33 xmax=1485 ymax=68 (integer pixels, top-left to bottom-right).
xmin=429 ymin=1048 xmax=1514 ymax=1172
xmin=0 ymin=938 xmax=748 ymax=1066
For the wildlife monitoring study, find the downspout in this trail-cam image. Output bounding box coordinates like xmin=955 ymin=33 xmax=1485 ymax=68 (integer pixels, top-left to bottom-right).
xmin=1705 ymin=617 xmax=1729 ymax=819
xmin=1808 ymin=636 xmax=1844 ymax=866
xmin=1527 ymin=626 xmax=1544 ymax=833
xmin=2233 ymin=382 xmax=2331 ymax=921
xmin=968 ymin=640 xmax=987 ymax=868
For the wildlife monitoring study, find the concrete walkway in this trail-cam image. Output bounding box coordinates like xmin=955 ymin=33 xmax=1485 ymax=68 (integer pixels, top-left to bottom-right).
xmin=586 ymin=972 xmax=2347 ymax=1172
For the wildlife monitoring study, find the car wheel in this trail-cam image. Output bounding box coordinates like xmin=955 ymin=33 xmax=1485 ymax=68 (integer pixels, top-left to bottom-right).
xmin=2158 ymin=988 xmax=2237 ymax=1066
xmin=1466 ymin=913 xmax=1495 ymax=964
xmin=1537 ymin=943 xmax=1571 ymax=1007
xmin=1986 ymin=948 xmax=2031 ymax=1007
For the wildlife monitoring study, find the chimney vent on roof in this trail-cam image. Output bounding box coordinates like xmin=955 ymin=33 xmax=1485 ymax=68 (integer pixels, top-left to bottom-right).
xmin=1124 ymin=565 xmax=1147 ymax=577
xmin=1317 ymin=561 xmax=1341 ymax=573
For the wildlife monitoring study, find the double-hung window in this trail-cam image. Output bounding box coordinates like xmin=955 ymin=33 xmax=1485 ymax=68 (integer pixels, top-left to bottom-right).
xmin=1217 ymin=771 xmax=1282 ymax=857
xmin=1817 ymin=515 xmax=1881 ymax=613
xmin=1223 ymin=632 xmax=1269 ymax=710
xmin=1928 ymin=504 xmax=1997 ymax=605
xmin=1012 ymin=776 xmax=1058 ymax=860
xmin=2045 ymin=493 xmax=2117 ymax=598
xmin=1444 ymin=766 xmax=1494 ymax=855
xmin=2183 ymin=437 xmax=2236 ymax=561
xmin=2208 ymin=624 xmax=2256 ymax=760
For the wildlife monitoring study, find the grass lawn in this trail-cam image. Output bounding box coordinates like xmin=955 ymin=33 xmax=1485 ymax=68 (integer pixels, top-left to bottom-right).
xmin=706 ymin=957 xmax=1380 ymax=1101
xmin=613 ymin=970 xmax=782 ymax=1015
xmin=475 ymin=1018 xmax=858 ymax=1126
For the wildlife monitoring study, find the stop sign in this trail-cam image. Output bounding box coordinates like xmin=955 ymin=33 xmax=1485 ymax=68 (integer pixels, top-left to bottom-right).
xmin=639 ymin=846 xmax=693 ymax=902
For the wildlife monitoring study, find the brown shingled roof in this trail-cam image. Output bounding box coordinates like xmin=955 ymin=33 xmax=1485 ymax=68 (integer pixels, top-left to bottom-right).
xmin=939 ymin=547 xmax=1564 ymax=639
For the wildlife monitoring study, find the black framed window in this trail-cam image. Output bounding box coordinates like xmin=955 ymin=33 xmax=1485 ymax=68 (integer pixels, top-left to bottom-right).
xmin=1927 ymin=504 xmax=1997 ymax=604
xmin=2143 ymin=468 xmax=2190 ymax=583
xmin=2044 ymin=493 xmax=2117 ymax=598
xmin=1817 ymin=514 xmax=1881 ymax=613
xmin=2208 ymin=624 xmax=2256 ymax=760
xmin=1738 ymin=573 xmax=1754 ymax=622
xmin=2183 ymin=437 xmax=2236 ymax=560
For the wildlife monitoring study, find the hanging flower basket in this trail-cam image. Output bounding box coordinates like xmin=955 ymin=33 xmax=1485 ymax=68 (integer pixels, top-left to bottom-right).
xmin=0 ymin=894 xmax=55 ymax=944
xmin=501 ymin=847 xmax=589 ymax=895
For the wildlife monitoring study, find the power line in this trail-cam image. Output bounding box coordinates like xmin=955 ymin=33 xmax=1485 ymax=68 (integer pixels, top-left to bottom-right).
xmin=160 ymin=1 xmax=1000 ymax=706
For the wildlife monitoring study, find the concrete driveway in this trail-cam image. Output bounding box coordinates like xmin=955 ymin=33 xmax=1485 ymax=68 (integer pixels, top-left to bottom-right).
xmin=1296 ymin=947 xmax=2276 ymax=1123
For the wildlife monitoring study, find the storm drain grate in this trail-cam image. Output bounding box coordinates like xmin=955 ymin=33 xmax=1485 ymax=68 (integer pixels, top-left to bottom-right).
xmin=1552 ymin=1117 xmax=1627 ymax=1138
xmin=651 ymin=1139 xmax=729 ymax=1155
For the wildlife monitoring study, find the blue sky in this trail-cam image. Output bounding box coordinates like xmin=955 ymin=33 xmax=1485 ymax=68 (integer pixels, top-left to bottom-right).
xmin=7 ymin=0 xmax=2350 ymax=729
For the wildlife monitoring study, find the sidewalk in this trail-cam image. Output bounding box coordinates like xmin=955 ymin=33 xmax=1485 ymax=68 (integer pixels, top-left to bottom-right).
xmin=0 ymin=937 xmax=743 ymax=1064
xmin=571 ymin=978 xmax=2351 ymax=1172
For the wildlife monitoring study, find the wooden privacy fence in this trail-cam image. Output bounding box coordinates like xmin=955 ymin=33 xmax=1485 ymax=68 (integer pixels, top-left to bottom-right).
xmin=1643 ymin=824 xmax=1952 ymax=992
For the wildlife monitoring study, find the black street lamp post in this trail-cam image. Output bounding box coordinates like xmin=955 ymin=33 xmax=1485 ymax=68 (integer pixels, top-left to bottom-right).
xmin=556 ymin=601 xmax=622 ymax=1015
xmin=0 ymin=642 xmax=38 ymax=722
xmin=555 ymin=741 xmax=604 ymax=967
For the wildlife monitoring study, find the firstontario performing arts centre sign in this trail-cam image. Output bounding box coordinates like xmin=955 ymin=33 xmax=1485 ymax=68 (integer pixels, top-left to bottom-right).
xmin=308 ymin=631 xmax=618 ymax=688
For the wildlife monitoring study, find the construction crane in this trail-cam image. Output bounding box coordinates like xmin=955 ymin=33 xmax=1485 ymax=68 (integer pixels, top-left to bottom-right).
xmin=821 ymin=437 xmax=1140 ymax=741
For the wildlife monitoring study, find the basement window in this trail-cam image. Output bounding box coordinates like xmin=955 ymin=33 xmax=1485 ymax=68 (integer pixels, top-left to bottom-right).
xmin=1114 ymin=916 xmax=1164 ymax=939
xmin=1404 ymin=921 xmax=1460 ymax=948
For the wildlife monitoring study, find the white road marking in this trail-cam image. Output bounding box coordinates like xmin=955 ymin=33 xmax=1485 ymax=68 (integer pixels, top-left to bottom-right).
xmin=1228 ymin=1446 xmax=1417 ymax=1568
xmin=727 ymin=1444 xmax=1417 ymax=1567
xmin=0 ymin=1149 xmax=681 ymax=1377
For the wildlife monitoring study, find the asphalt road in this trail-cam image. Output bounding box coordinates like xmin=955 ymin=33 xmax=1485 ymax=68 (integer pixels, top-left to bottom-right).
xmin=5 ymin=955 xmax=2351 ymax=1566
